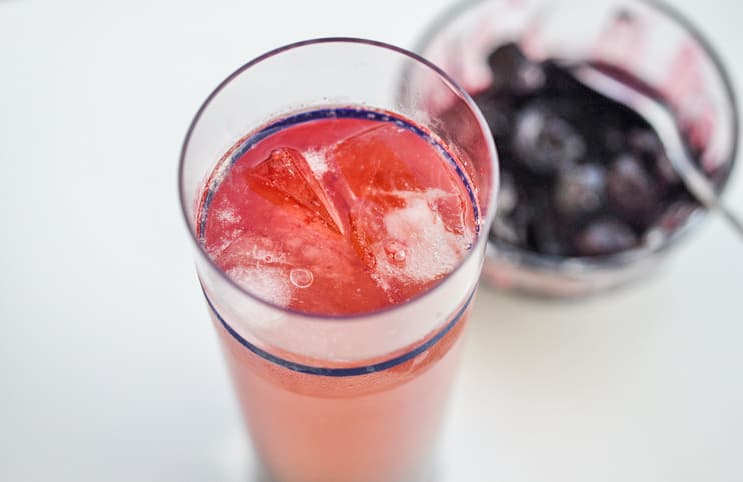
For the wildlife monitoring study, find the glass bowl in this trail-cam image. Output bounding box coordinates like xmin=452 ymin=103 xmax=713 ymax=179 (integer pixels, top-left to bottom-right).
xmin=416 ymin=0 xmax=738 ymax=297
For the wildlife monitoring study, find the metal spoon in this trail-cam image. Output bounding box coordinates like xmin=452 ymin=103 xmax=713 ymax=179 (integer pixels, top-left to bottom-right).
xmin=568 ymin=64 xmax=743 ymax=237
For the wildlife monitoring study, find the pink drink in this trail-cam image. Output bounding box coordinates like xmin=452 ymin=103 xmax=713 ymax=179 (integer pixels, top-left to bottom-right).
xmin=198 ymin=107 xmax=478 ymax=481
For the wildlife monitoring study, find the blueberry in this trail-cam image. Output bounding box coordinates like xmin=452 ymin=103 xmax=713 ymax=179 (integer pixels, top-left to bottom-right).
xmin=513 ymin=63 xmax=546 ymax=94
xmin=607 ymin=154 xmax=659 ymax=224
xmin=487 ymin=43 xmax=545 ymax=95
xmin=554 ymin=164 xmax=607 ymax=218
xmin=491 ymin=216 xmax=527 ymax=247
xmin=628 ymin=128 xmax=663 ymax=155
xmin=473 ymin=94 xmax=515 ymax=140
xmin=627 ymin=128 xmax=679 ymax=186
xmin=531 ymin=215 xmax=568 ymax=256
xmin=602 ymin=126 xmax=627 ymax=156
xmin=491 ymin=202 xmax=530 ymax=248
xmin=521 ymin=189 xmax=570 ymax=256
xmin=541 ymin=61 xmax=590 ymax=96
xmin=513 ymin=104 xmax=586 ymax=175
xmin=654 ymin=152 xmax=681 ymax=186
xmin=574 ymin=218 xmax=638 ymax=256
xmin=496 ymin=171 xmax=518 ymax=216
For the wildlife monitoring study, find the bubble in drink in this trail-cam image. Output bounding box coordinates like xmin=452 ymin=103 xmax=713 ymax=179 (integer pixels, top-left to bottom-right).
xmin=290 ymin=268 xmax=314 ymax=288
xmin=385 ymin=240 xmax=407 ymax=264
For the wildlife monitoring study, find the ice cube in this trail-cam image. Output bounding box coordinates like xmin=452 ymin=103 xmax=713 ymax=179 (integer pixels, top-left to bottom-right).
xmin=245 ymin=147 xmax=345 ymax=234
xmin=424 ymin=188 xmax=469 ymax=237
xmin=227 ymin=265 xmax=292 ymax=307
xmin=215 ymin=233 xmax=286 ymax=271
xmin=349 ymin=199 xmax=386 ymax=271
xmin=329 ymin=123 xmax=472 ymax=235
xmin=303 ymin=148 xmax=329 ymax=177
xmin=215 ymin=206 xmax=241 ymax=224
xmin=381 ymin=195 xmax=464 ymax=281
xmin=215 ymin=233 xmax=294 ymax=306
xmin=330 ymin=124 xmax=423 ymax=200
xmin=349 ymin=192 xmax=469 ymax=301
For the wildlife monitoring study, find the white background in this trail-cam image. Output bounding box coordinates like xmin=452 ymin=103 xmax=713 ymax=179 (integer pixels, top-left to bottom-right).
xmin=1 ymin=0 xmax=741 ymax=481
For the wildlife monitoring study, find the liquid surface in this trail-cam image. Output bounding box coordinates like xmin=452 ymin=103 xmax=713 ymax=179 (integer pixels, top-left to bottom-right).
xmin=199 ymin=108 xmax=476 ymax=315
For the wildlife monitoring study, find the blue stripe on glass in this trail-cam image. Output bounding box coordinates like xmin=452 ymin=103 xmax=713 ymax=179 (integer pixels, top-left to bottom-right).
xmin=202 ymin=286 xmax=475 ymax=377
xmin=197 ymin=107 xmax=480 ymax=241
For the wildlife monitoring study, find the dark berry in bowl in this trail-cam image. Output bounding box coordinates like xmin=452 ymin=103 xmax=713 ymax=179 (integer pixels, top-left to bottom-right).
xmin=486 ymin=43 xmax=546 ymax=95
xmin=574 ymin=218 xmax=639 ymax=257
xmin=606 ymin=153 xmax=660 ymax=226
xmin=554 ymin=164 xmax=607 ymax=219
xmin=512 ymin=103 xmax=586 ymax=175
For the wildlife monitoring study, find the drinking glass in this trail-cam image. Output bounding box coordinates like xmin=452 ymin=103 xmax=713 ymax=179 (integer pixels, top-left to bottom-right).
xmin=179 ymin=38 xmax=498 ymax=482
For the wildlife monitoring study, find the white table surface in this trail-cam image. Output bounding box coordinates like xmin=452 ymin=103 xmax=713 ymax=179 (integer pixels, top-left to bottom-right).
xmin=1 ymin=1 xmax=741 ymax=481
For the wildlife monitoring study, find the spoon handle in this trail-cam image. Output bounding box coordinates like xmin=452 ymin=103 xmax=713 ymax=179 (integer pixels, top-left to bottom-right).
xmin=713 ymin=200 xmax=743 ymax=237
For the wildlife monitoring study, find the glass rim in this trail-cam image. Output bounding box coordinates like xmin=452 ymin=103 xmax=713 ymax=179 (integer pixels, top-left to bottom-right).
xmin=414 ymin=0 xmax=739 ymax=273
xmin=178 ymin=36 xmax=499 ymax=322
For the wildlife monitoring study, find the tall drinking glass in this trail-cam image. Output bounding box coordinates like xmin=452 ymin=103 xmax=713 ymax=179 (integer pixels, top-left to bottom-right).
xmin=179 ymin=38 xmax=497 ymax=482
